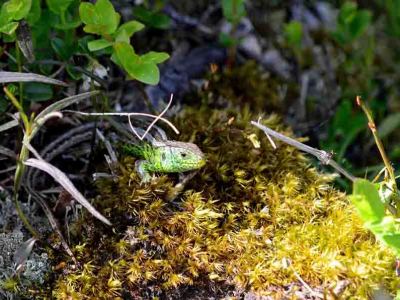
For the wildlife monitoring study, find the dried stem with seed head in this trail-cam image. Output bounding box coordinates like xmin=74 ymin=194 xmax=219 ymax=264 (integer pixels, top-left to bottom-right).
xmin=251 ymin=119 xmax=356 ymax=182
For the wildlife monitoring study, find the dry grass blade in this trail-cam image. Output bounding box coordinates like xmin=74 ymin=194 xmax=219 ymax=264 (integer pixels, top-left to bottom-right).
xmin=13 ymin=237 xmax=37 ymax=274
xmin=24 ymin=158 xmax=111 ymax=226
xmin=96 ymin=129 xmax=118 ymax=164
xmin=35 ymin=90 xmax=100 ymax=122
xmin=0 ymin=119 xmax=19 ymax=133
xmin=30 ymin=112 xmax=63 ymax=139
xmin=0 ymin=71 xmax=67 ymax=86
xmin=29 ymin=190 xmax=77 ymax=263
xmin=0 ymin=145 xmax=16 ymax=159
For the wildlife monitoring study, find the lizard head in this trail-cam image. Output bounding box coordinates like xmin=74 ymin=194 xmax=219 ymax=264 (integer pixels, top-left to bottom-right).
xmin=165 ymin=141 xmax=206 ymax=172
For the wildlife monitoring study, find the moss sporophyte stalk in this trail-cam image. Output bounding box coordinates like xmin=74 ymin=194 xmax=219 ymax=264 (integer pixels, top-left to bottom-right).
xmin=48 ymin=63 xmax=400 ymax=299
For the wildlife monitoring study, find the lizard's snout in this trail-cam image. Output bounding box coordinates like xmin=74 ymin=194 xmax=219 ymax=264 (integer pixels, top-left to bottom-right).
xmin=198 ymin=156 xmax=206 ymax=168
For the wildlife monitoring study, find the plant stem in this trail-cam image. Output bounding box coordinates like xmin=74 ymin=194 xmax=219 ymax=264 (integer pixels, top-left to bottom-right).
xmin=61 ymin=10 xmax=67 ymax=26
xmin=15 ymin=43 xmax=24 ymax=107
xmin=3 ymin=86 xmax=38 ymax=237
xmin=356 ymin=96 xmax=396 ymax=185
xmin=356 ymin=96 xmax=400 ymax=215
xmin=4 ymin=87 xmax=30 ymax=132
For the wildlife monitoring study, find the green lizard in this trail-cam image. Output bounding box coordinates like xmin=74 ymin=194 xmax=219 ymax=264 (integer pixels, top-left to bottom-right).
xmin=123 ymin=132 xmax=206 ymax=183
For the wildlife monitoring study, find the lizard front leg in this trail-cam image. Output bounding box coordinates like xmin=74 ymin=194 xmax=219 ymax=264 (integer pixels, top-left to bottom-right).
xmin=135 ymin=160 xmax=152 ymax=183
xmin=166 ymin=171 xmax=199 ymax=201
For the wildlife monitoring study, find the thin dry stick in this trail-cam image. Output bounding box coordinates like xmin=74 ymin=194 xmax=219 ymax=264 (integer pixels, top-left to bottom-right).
xmin=129 ymin=94 xmax=175 ymax=140
xmin=64 ymin=111 xmax=179 ymax=134
xmin=251 ymin=120 xmax=355 ymax=182
xmin=63 ymin=94 xmax=179 ymax=139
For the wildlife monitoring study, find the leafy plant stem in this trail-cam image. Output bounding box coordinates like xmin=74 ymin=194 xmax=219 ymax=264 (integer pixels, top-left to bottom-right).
xmin=4 ymin=86 xmax=38 ymax=237
xmin=13 ymin=165 xmax=39 ymax=237
xmin=4 ymin=87 xmax=30 ymax=132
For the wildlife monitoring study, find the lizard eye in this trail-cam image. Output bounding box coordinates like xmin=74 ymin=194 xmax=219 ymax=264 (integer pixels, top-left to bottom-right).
xmin=181 ymin=152 xmax=187 ymax=158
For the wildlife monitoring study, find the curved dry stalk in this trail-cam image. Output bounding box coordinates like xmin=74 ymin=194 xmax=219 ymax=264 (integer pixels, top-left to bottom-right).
xmin=130 ymin=94 xmax=175 ymax=140
xmin=24 ymin=151 xmax=111 ymax=226
xmin=65 ymin=111 xmax=179 ymax=135
xmin=63 ymin=94 xmax=180 ymax=139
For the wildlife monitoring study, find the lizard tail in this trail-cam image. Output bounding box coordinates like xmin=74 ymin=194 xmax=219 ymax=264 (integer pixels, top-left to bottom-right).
xmin=122 ymin=144 xmax=145 ymax=158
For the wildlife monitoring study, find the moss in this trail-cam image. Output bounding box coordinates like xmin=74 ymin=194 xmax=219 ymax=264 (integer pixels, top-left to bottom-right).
xmin=195 ymin=61 xmax=295 ymax=113
xmin=49 ymin=65 xmax=400 ymax=298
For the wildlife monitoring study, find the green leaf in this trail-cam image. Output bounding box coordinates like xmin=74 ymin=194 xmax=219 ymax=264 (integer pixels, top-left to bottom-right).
xmin=26 ymin=0 xmax=41 ymax=25
xmin=367 ymin=215 xmax=397 ymax=235
xmin=0 ymin=21 xmax=18 ymax=35
xmin=24 ymin=82 xmax=53 ymax=102
xmin=381 ymin=233 xmax=400 ymax=250
xmin=96 ymin=0 xmax=120 ymax=33
xmin=2 ymin=30 xmax=16 ymax=41
xmin=1 ymin=0 xmax=32 ymax=22
xmin=88 ymin=38 xmax=113 ymax=51
xmin=350 ymin=178 xmax=385 ymax=224
xmin=30 ymin=8 xmax=52 ymax=54
xmin=46 ymin=0 xmax=74 ymax=15
xmin=78 ymin=35 xmax=93 ymax=53
xmin=127 ymin=59 xmax=159 ymax=85
xmin=132 ymin=6 xmax=171 ymax=29
xmin=113 ymin=42 xmax=161 ymax=85
xmin=54 ymin=19 xmax=81 ymax=30
xmin=222 ymin=0 xmax=246 ymax=24
xmin=333 ymin=2 xmax=371 ymax=45
xmin=218 ymin=32 xmax=237 ymax=47
xmin=367 ymin=216 xmax=400 ymax=256
xmin=51 ymin=37 xmax=74 ymax=60
xmin=65 ymin=65 xmax=81 ymax=80
xmin=114 ymin=20 xmax=144 ymax=42
xmin=337 ymin=2 xmax=357 ymax=25
xmin=79 ymin=0 xmax=120 ymax=35
xmin=349 ymin=10 xmax=371 ymax=39
xmin=79 ymin=2 xmax=96 ymax=25
xmin=331 ymin=31 xmax=347 ymax=45
xmin=284 ymin=21 xmax=303 ymax=48
xmin=349 ymin=180 xmax=400 ymax=256
xmin=0 ymin=96 xmax=8 ymax=112
xmin=140 ymin=51 xmax=169 ymax=64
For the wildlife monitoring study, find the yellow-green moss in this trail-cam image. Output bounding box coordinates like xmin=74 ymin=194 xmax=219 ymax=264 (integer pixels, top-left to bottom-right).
xmin=49 ymin=63 xmax=400 ymax=299
xmin=49 ymin=106 xmax=400 ymax=299
xmin=196 ymin=61 xmax=294 ymax=112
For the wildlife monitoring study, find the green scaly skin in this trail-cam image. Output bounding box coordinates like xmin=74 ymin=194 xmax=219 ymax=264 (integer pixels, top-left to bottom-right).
xmin=123 ymin=141 xmax=206 ymax=182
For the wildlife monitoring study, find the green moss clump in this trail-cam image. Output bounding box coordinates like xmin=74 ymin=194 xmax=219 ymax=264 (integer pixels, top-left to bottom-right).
xmin=50 ymin=104 xmax=400 ymax=298
xmin=48 ymin=63 xmax=400 ymax=298
xmin=196 ymin=61 xmax=294 ymax=112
